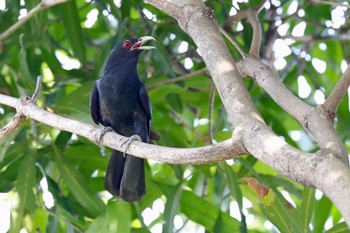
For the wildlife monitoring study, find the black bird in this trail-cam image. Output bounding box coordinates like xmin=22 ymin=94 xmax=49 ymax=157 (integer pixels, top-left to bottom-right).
xmin=89 ymin=36 xmax=156 ymax=202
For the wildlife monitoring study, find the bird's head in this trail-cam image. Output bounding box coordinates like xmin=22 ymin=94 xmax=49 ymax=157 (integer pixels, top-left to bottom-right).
xmin=106 ymin=36 xmax=156 ymax=72
xmin=115 ymin=36 xmax=156 ymax=57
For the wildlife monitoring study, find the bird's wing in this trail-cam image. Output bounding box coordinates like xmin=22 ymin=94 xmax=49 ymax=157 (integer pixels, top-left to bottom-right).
xmin=138 ymin=84 xmax=160 ymax=141
xmin=138 ymin=84 xmax=152 ymax=122
xmin=89 ymin=80 xmax=101 ymax=125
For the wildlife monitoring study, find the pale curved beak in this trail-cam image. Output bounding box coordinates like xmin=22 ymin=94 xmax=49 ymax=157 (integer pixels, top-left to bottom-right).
xmin=131 ymin=36 xmax=156 ymax=51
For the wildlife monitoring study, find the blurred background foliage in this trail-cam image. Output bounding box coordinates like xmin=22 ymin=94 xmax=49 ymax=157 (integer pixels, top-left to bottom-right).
xmin=0 ymin=0 xmax=350 ymax=232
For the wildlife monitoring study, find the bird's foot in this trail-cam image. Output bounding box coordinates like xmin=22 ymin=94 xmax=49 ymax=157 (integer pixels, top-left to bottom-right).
xmin=121 ymin=134 xmax=142 ymax=157
xmin=98 ymin=126 xmax=113 ymax=144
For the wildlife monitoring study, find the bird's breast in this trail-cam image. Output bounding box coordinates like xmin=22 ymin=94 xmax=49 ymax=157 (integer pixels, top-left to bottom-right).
xmin=98 ymin=78 xmax=141 ymax=135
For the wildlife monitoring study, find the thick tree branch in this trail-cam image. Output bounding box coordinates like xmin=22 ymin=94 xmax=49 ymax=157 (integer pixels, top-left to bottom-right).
xmin=324 ymin=64 xmax=350 ymax=114
xmin=0 ymin=93 xmax=247 ymax=164
xmin=239 ymin=55 xmax=348 ymax=162
xmin=145 ymin=0 xmax=182 ymax=19
xmin=147 ymin=0 xmax=350 ymax=225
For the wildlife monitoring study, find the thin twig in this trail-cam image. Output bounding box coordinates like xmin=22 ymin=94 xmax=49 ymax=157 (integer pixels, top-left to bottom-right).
xmin=324 ymin=64 xmax=350 ymax=115
xmin=223 ymin=9 xmax=262 ymax=56
xmin=246 ymin=10 xmax=262 ymax=56
xmin=256 ymin=0 xmax=267 ymax=13
xmin=0 ymin=0 xmax=68 ymax=43
xmin=146 ymin=68 xmax=208 ymax=90
xmin=279 ymin=34 xmax=350 ymax=42
xmin=208 ymin=83 xmax=216 ymax=143
xmin=220 ymin=28 xmax=247 ymax=58
xmin=32 ymin=76 xmax=43 ymax=101
xmin=311 ymin=0 xmax=350 ymax=9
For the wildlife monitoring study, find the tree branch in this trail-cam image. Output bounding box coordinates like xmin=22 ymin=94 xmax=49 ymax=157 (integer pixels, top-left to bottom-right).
xmin=0 ymin=77 xmax=42 ymax=139
xmin=145 ymin=0 xmax=183 ymax=19
xmin=0 ymin=93 xmax=247 ymax=164
xmin=146 ymin=68 xmax=208 ymax=90
xmin=208 ymin=84 xmax=216 ymax=143
xmin=279 ymin=34 xmax=350 ymax=42
xmin=224 ymin=9 xmax=262 ymax=56
xmin=147 ymin=0 xmax=350 ymax=225
xmin=0 ymin=0 xmax=68 ymax=43
xmin=239 ymin=55 xmax=348 ymax=162
xmin=324 ymin=64 xmax=350 ymax=114
xmin=220 ymin=28 xmax=246 ymax=58
xmin=311 ymin=0 xmax=350 ymax=9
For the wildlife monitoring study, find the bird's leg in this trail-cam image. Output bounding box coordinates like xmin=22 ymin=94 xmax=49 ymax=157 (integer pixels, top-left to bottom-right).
xmin=98 ymin=126 xmax=113 ymax=144
xmin=121 ymin=134 xmax=142 ymax=157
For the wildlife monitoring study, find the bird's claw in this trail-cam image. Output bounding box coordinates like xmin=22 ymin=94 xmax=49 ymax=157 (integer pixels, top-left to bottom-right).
xmin=98 ymin=126 xmax=113 ymax=144
xmin=121 ymin=135 xmax=142 ymax=157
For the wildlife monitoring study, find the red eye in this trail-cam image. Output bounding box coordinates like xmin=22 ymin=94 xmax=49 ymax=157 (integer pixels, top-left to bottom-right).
xmin=123 ymin=40 xmax=131 ymax=49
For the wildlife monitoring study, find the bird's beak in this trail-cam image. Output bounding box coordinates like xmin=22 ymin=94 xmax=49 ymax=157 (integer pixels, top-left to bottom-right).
xmin=131 ymin=36 xmax=156 ymax=51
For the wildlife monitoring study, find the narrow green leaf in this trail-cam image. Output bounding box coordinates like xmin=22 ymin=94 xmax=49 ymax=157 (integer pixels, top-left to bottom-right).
xmin=260 ymin=190 xmax=292 ymax=233
xmin=53 ymin=143 xmax=105 ymax=217
xmin=10 ymin=152 xmax=36 ymax=233
xmin=180 ymin=190 xmax=240 ymax=232
xmin=300 ymin=187 xmax=315 ymax=232
xmin=86 ymin=215 xmax=109 ymax=233
xmin=223 ymin=163 xmax=247 ymax=233
xmin=17 ymin=152 xmax=36 ymax=212
xmin=57 ymin=206 xmax=89 ymax=231
xmin=106 ymin=201 xmax=131 ymax=233
xmin=58 ymin=1 xmax=86 ymax=63
xmin=86 ymin=201 xmax=131 ymax=233
xmin=33 ymin=208 xmax=48 ymax=233
xmin=55 ymin=158 xmax=105 ymax=217
xmin=181 ymin=190 xmax=217 ymax=231
xmin=313 ymin=195 xmax=333 ymax=233
xmin=214 ymin=212 xmax=241 ymax=233
xmin=18 ymin=35 xmax=34 ymax=92
xmin=162 ymin=183 xmax=183 ymax=233
xmin=91 ymin=37 xmax=113 ymax=79
xmin=325 ymin=222 xmax=350 ymax=233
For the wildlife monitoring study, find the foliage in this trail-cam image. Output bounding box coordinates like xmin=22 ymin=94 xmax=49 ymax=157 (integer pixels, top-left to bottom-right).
xmin=0 ymin=0 xmax=349 ymax=232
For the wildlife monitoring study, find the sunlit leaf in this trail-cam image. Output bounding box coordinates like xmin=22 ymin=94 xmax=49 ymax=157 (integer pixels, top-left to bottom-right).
xmin=10 ymin=151 xmax=36 ymax=233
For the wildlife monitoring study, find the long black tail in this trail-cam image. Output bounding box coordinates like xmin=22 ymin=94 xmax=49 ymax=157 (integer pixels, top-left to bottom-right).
xmin=104 ymin=149 xmax=145 ymax=202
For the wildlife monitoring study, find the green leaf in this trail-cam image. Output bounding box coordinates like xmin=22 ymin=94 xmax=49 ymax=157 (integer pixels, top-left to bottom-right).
xmin=180 ymin=190 xmax=240 ymax=232
xmin=10 ymin=151 xmax=36 ymax=233
xmin=53 ymin=145 xmax=105 ymax=217
xmin=223 ymin=163 xmax=247 ymax=233
xmin=325 ymin=222 xmax=350 ymax=233
xmin=18 ymin=35 xmax=34 ymax=93
xmin=300 ymin=187 xmax=315 ymax=232
xmin=86 ymin=215 xmax=109 ymax=233
xmin=86 ymin=201 xmax=131 ymax=233
xmin=58 ymin=1 xmax=86 ymax=63
xmin=162 ymin=183 xmax=183 ymax=233
xmin=214 ymin=212 xmax=241 ymax=233
xmin=33 ymin=208 xmax=48 ymax=233
xmin=313 ymin=194 xmax=333 ymax=233
xmin=260 ymin=190 xmax=292 ymax=233
xmin=106 ymin=201 xmax=131 ymax=233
